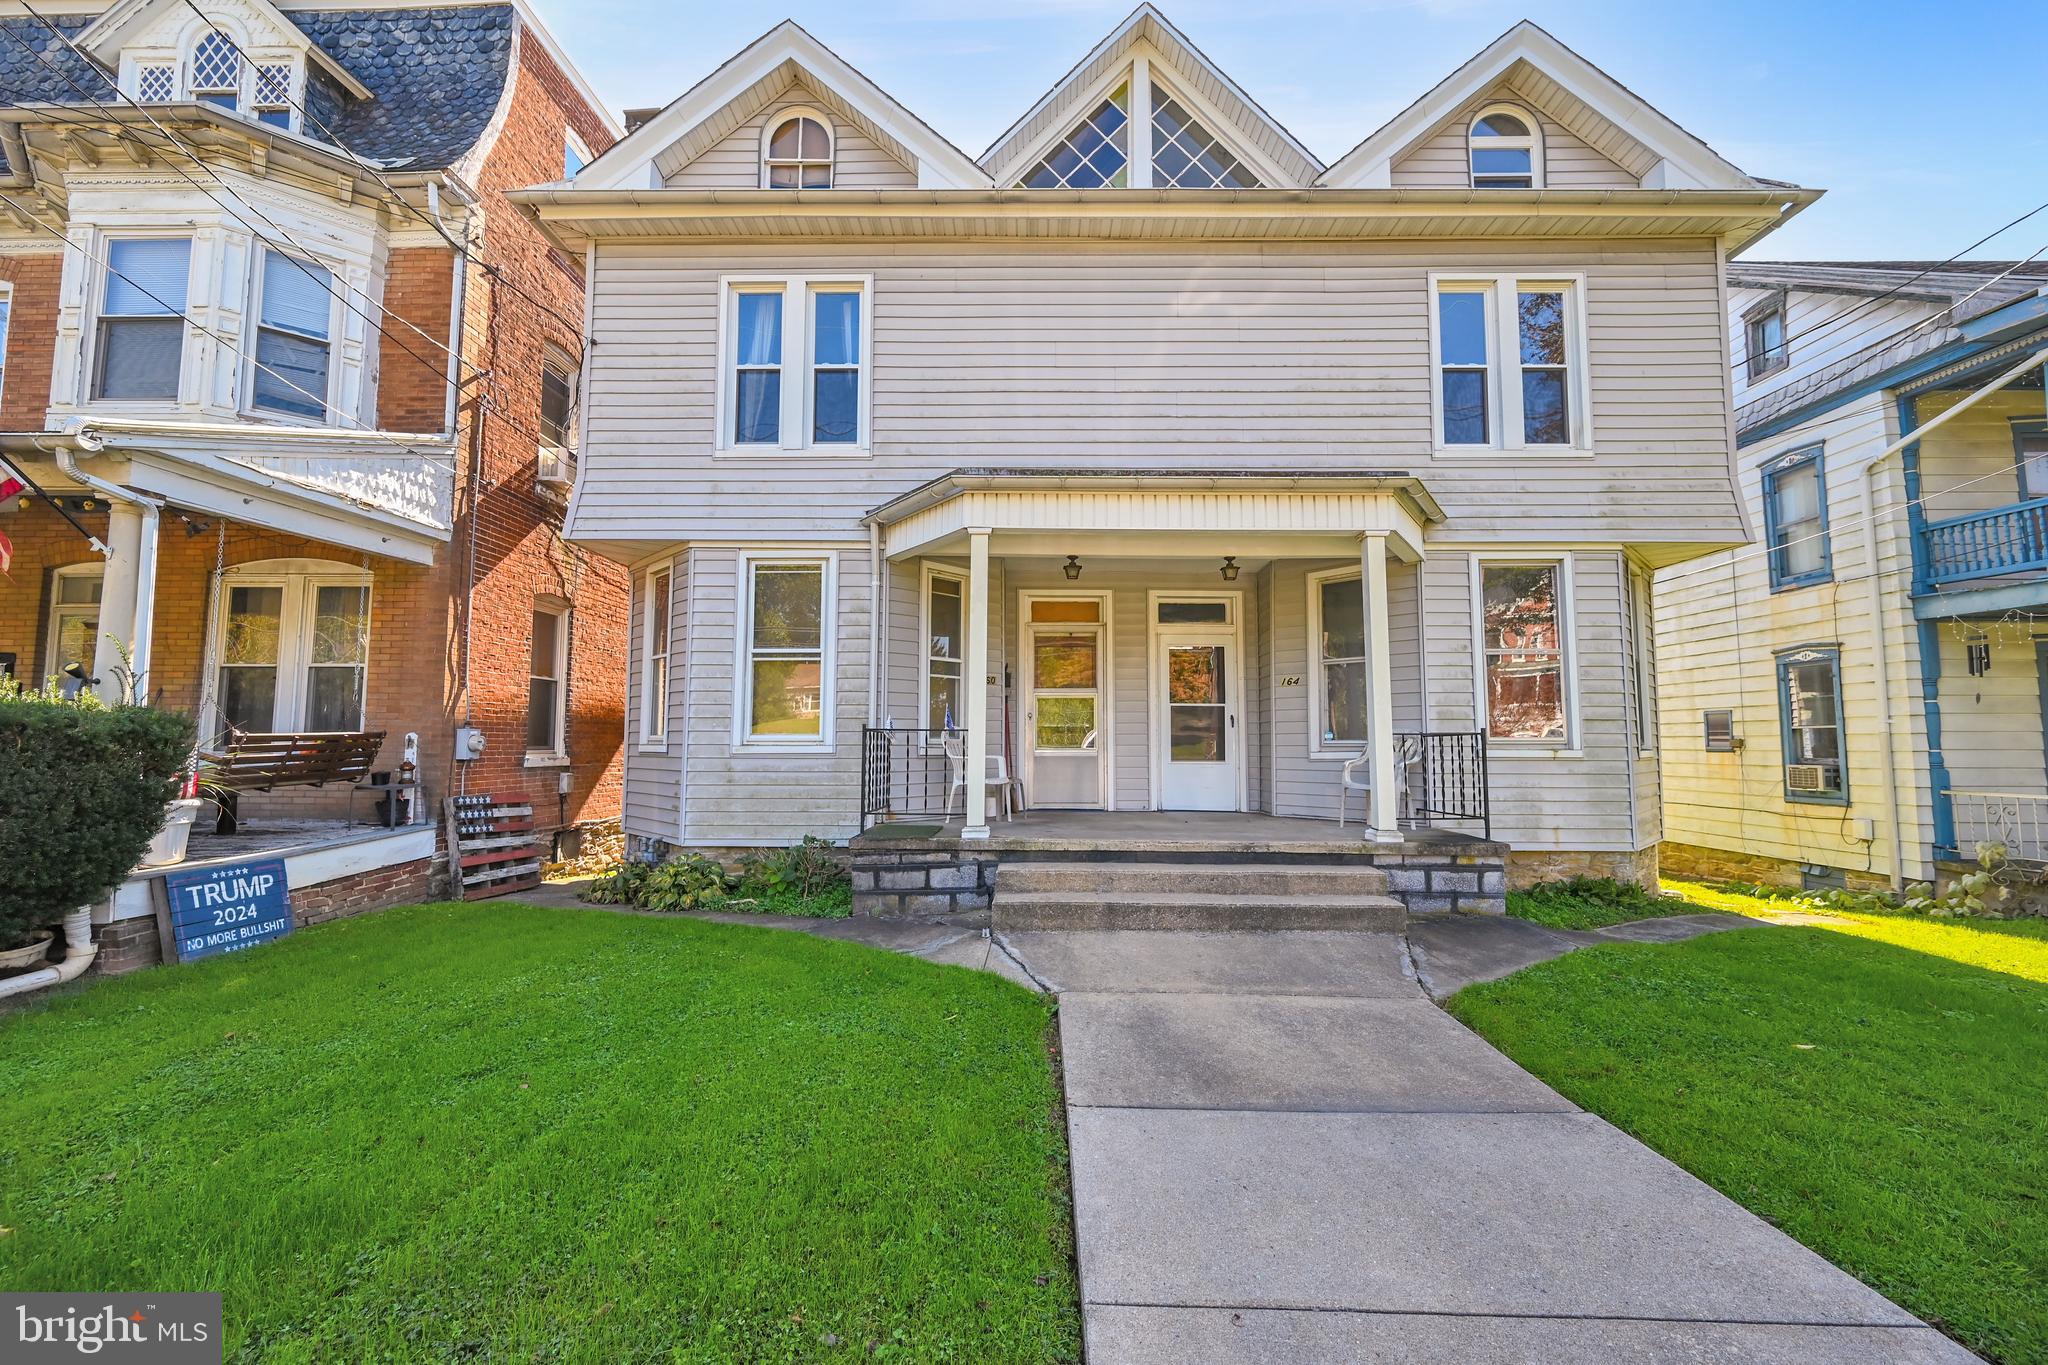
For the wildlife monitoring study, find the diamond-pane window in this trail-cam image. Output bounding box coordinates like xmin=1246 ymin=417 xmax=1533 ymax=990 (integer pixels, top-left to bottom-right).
xmin=135 ymin=63 xmax=175 ymax=102
xmin=1151 ymin=96 xmax=1258 ymax=189
xmin=1019 ymin=85 xmax=1129 ymax=189
xmin=189 ymin=33 xmax=241 ymax=97
xmin=256 ymin=63 xmax=290 ymax=105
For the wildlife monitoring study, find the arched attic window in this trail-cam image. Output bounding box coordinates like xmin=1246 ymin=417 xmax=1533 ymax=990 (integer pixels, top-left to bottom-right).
xmin=188 ymin=31 xmax=243 ymax=111
xmin=1468 ymin=105 xmax=1541 ymax=189
xmin=763 ymin=111 xmax=833 ymax=189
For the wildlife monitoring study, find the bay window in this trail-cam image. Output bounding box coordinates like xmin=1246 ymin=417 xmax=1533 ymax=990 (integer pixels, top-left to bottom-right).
xmin=95 ymin=238 xmax=190 ymax=400
xmin=251 ymin=249 xmax=334 ymax=419
xmin=1476 ymin=558 xmax=1572 ymax=744
xmin=1431 ymin=275 xmax=1586 ymax=450
xmin=1310 ymin=570 xmax=1368 ymax=749
xmin=740 ymin=556 xmax=832 ymax=746
xmin=720 ymin=275 xmax=870 ymax=452
xmin=215 ymin=566 xmax=370 ymax=735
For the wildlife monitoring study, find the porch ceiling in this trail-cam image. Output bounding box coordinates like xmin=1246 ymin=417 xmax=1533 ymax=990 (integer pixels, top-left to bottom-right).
xmin=866 ymin=469 xmax=1442 ymax=563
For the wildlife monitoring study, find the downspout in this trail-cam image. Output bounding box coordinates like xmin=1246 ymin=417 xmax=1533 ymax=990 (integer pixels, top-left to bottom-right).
xmin=0 ymin=909 xmax=99 ymax=1001
xmin=53 ymin=439 xmax=161 ymax=702
xmin=1851 ymin=348 xmax=2048 ymax=886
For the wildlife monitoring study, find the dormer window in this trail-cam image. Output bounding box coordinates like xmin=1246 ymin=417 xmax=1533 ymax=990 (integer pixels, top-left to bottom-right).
xmin=135 ymin=62 xmax=175 ymax=103
xmin=1469 ymin=106 xmax=1540 ymax=189
xmin=1014 ymin=66 xmax=1264 ymax=191
xmin=189 ymin=32 xmax=241 ymax=111
xmin=253 ymin=63 xmax=293 ymax=130
xmin=764 ymin=113 xmax=832 ymax=189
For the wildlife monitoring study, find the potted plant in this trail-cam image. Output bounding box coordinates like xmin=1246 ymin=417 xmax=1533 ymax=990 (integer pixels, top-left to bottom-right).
xmin=0 ymin=679 xmax=194 ymax=973
xmin=141 ymin=769 xmax=209 ymax=867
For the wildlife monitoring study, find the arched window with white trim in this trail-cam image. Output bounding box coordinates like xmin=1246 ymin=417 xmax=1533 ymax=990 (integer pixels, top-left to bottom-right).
xmin=188 ymin=31 xmax=243 ymax=112
xmin=1468 ymin=105 xmax=1541 ymax=189
xmin=763 ymin=111 xmax=833 ymax=189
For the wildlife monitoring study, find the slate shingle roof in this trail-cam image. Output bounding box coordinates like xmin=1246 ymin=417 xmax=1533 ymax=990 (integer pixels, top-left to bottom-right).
xmin=0 ymin=5 xmax=516 ymax=172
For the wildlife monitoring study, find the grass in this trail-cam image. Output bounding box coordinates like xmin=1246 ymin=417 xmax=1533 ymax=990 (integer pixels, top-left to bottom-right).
xmin=0 ymin=903 xmax=1080 ymax=1362
xmin=1450 ymin=922 xmax=2048 ymax=1363
xmin=1505 ymin=876 xmax=1699 ymax=931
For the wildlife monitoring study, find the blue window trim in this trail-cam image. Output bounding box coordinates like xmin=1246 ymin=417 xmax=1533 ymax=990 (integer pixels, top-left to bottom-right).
xmin=1775 ymin=645 xmax=1848 ymax=806
xmin=2014 ymin=418 xmax=2048 ymax=501
xmin=1761 ymin=444 xmax=1832 ymax=591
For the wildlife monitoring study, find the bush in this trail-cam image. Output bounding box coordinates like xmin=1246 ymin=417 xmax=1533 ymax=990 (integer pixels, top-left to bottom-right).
xmin=579 ymin=838 xmax=852 ymax=919
xmin=579 ymin=853 xmax=734 ymax=913
xmin=1507 ymin=876 xmax=1679 ymax=931
xmin=0 ymin=681 xmax=194 ymax=948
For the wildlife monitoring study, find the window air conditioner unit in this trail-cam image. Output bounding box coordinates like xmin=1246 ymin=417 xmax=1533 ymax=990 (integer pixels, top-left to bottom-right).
xmin=1786 ymin=764 xmax=1827 ymax=793
xmin=537 ymin=445 xmax=575 ymax=486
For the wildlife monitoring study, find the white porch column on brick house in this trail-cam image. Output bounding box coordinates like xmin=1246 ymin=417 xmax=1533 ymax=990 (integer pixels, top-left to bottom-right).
xmin=962 ymin=526 xmax=993 ymax=839
xmin=90 ymin=501 xmax=152 ymax=704
xmin=1360 ymin=531 xmax=1400 ymax=843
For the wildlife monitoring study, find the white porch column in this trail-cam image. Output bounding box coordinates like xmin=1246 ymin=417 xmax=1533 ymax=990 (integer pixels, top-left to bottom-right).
xmin=962 ymin=527 xmax=992 ymax=840
xmin=91 ymin=502 xmax=147 ymax=704
xmin=1361 ymin=532 xmax=1400 ymax=843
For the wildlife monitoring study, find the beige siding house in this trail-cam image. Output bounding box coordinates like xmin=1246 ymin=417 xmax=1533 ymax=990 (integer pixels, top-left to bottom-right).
xmin=519 ymin=8 xmax=1813 ymax=891
xmin=1657 ymin=261 xmax=2048 ymax=892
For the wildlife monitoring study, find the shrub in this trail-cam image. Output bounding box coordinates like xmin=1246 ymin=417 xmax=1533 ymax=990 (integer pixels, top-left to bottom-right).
xmin=1507 ymin=876 xmax=1676 ymax=931
xmin=737 ymin=835 xmax=843 ymax=902
xmin=0 ymin=680 xmax=194 ymax=948
xmin=578 ymin=854 xmax=735 ymax=913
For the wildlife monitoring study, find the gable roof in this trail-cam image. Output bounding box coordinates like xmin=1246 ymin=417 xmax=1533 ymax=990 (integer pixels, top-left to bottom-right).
xmin=78 ymin=0 xmax=373 ymax=101
xmin=1319 ymin=20 xmax=1765 ymax=190
xmin=979 ymin=3 xmax=1320 ymax=189
xmin=574 ymin=19 xmax=988 ymax=191
xmin=1729 ymin=261 xmax=2048 ymax=320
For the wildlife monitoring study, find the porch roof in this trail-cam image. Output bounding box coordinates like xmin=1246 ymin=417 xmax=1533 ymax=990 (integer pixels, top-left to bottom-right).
xmin=863 ymin=468 xmax=1444 ymax=563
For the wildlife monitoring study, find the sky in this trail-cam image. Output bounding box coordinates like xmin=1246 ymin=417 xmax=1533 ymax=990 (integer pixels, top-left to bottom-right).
xmin=532 ymin=0 xmax=2048 ymax=262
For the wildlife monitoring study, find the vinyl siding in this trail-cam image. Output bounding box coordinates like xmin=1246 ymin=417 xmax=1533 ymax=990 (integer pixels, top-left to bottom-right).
xmin=621 ymin=551 xmax=683 ymax=841
xmin=1941 ymin=631 xmax=2046 ymax=799
xmin=1389 ymin=89 xmax=1638 ymax=189
xmin=577 ymin=238 xmax=1741 ymax=549
xmin=662 ymin=84 xmax=917 ymax=189
xmin=1914 ymin=387 xmax=2037 ymax=522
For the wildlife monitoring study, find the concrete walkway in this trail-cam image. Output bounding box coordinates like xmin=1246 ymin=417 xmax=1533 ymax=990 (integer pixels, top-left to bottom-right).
xmin=999 ymin=928 xmax=1974 ymax=1364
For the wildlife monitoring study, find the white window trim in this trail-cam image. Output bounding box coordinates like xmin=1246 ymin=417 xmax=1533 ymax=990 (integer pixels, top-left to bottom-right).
xmin=1468 ymin=102 xmax=1545 ymax=189
xmin=565 ymin=127 xmax=592 ymax=180
xmin=244 ymin=246 xmax=341 ymax=424
xmin=1469 ymin=552 xmax=1580 ymax=755
xmin=759 ymin=106 xmax=834 ymax=189
xmin=44 ymin=562 xmax=104 ymax=686
xmin=212 ymin=559 xmax=372 ymax=737
xmin=733 ymin=550 xmax=838 ymax=753
xmin=0 ymin=278 xmax=13 ymax=409
xmin=89 ymin=231 xmax=192 ymax=407
xmin=639 ymin=563 xmax=673 ymax=751
xmin=714 ymin=274 xmax=873 ymax=457
xmin=1627 ymin=562 xmax=1657 ymax=758
xmin=919 ymin=562 xmax=965 ymax=740
xmin=1305 ymin=566 xmax=1369 ymax=759
xmin=526 ymin=602 xmax=571 ymax=764
xmin=1427 ymin=272 xmax=1593 ymax=456
xmin=538 ymin=343 xmax=579 ymax=479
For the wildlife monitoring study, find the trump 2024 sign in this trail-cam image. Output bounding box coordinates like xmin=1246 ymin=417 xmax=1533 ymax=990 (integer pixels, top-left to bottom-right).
xmin=156 ymin=859 xmax=294 ymax=963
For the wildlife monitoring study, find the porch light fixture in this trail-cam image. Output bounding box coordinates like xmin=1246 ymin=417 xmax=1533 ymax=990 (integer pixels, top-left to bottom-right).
xmin=1062 ymin=555 xmax=1083 ymax=581
xmin=1219 ymin=555 xmax=1240 ymax=582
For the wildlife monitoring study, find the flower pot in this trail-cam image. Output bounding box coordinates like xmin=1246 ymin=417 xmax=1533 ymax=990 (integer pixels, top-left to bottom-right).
xmin=142 ymin=798 xmax=205 ymax=867
xmin=0 ymin=932 xmax=54 ymax=972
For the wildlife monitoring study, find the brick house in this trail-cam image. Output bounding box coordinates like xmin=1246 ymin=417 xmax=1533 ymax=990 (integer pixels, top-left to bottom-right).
xmin=0 ymin=0 xmax=626 ymax=970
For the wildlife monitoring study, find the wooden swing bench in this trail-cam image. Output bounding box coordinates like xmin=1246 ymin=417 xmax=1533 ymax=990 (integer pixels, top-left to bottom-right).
xmin=199 ymin=731 xmax=387 ymax=834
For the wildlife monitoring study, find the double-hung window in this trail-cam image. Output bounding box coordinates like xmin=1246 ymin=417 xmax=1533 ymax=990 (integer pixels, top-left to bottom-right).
xmin=924 ymin=569 xmax=963 ymax=733
xmin=1310 ymin=571 xmax=1368 ymax=749
xmin=95 ymin=238 xmax=190 ymax=401
xmin=253 ymin=63 xmax=293 ymax=129
xmin=720 ymin=275 xmax=870 ymax=453
xmin=1476 ymin=558 xmax=1572 ymax=744
xmin=528 ymin=605 xmax=568 ymax=758
xmin=1777 ymin=646 xmax=1846 ymax=803
xmin=741 ymin=557 xmax=831 ymax=746
xmin=216 ymin=567 xmax=370 ymax=734
xmin=642 ymin=568 xmax=671 ymax=745
xmin=251 ymin=249 xmax=334 ymax=419
xmin=1432 ymin=275 xmax=1586 ymax=451
xmin=1762 ymin=446 xmax=1830 ymax=589
xmin=2013 ymin=420 xmax=2048 ymax=501
xmin=1745 ymin=299 xmax=1788 ymax=381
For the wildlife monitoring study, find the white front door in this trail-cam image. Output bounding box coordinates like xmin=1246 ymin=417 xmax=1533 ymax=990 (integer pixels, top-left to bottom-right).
xmin=1155 ymin=623 xmax=1241 ymax=811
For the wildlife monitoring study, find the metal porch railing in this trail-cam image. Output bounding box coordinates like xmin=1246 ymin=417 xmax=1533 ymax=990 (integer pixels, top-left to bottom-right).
xmin=1921 ymin=498 xmax=2048 ymax=587
xmin=861 ymin=726 xmax=964 ymax=827
xmin=1952 ymin=789 xmax=2048 ymax=867
xmin=1399 ymin=730 xmax=1492 ymax=840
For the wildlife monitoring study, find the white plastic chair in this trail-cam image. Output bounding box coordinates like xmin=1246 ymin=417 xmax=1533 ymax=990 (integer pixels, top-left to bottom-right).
xmin=942 ymin=731 xmax=1016 ymax=823
xmin=1338 ymin=738 xmax=1415 ymax=829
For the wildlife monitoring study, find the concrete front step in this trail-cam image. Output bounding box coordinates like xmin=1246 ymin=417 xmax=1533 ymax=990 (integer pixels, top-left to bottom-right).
xmin=994 ymin=889 xmax=1406 ymax=933
xmin=999 ymin=860 xmax=1389 ymax=897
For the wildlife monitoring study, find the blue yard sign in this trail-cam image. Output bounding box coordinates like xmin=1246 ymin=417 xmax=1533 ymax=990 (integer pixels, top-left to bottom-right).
xmin=157 ymin=858 xmax=294 ymax=963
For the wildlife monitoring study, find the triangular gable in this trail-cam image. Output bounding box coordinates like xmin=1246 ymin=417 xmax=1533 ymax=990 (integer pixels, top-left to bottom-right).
xmin=79 ymin=0 xmax=374 ymax=101
xmin=654 ymin=68 xmax=916 ymax=187
xmin=576 ymin=20 xmax=988 ymax=191
xmin=981 ymin=3 xmax=1321 ymax=189
xmin=1320 ymin=21 xmax=1760 ymax=191
xmin=1389 ymin=70 xmax=1641 ymax=188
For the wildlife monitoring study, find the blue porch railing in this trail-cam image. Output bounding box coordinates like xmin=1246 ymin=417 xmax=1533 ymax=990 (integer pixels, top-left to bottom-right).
xmin=1920 ymin=497 xmax=2048 ymax=587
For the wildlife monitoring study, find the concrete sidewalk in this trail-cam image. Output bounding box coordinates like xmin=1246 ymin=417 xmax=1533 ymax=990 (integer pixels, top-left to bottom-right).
xmin=1002 ymin=929 xmax=1975 ymax=1364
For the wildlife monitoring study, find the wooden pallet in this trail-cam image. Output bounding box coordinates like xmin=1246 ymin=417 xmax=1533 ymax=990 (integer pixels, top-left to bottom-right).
xmin=444 ymin=793 xmax=543 ymax=899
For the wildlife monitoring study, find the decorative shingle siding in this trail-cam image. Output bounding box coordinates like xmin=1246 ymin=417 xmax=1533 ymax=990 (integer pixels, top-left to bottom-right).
xmin=289 ymin=6 xmax=516 ymax=167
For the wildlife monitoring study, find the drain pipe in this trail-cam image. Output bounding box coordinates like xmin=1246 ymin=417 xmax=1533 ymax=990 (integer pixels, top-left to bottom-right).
xmin=0 ymin=909 xmax=100 ymax=1001
xmin=53 ymin=438 xmax=162 ymax=703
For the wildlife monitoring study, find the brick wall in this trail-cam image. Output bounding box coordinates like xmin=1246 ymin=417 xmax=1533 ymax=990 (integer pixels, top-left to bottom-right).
xmin=376 ymin=246 xmax=457 ymax=432
xmin=0 ymin=251 xmax=61 ymax=428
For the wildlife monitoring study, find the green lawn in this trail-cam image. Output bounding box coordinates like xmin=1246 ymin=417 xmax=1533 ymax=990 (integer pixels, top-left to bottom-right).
xmin=0 ymin=904 xmax=1079 ymax=1363
xmin=1505 ymin=875 xmax=1701 ymax=931
xmin=1449 ymin=921 xmax=2048 ymax=1363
